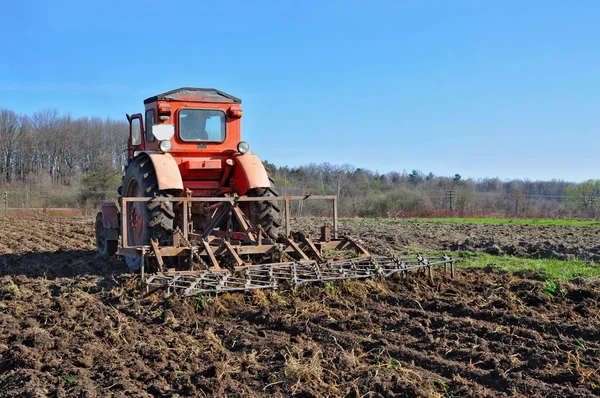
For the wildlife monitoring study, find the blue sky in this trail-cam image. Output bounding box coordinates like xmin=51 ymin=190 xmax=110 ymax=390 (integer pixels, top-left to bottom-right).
xmin=1 ymin=0 xmax=598 ymax=182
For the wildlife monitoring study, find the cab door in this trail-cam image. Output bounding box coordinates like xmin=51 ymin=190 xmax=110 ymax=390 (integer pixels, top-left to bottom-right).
xmin=127 ymin=113 xmax=144 ymax=159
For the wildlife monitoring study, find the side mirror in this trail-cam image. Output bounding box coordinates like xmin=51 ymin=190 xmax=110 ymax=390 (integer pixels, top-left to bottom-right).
xmin=152 ymin=124 xmax=175 ymax=141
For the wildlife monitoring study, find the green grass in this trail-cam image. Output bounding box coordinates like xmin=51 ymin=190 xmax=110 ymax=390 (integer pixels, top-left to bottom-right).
xmin=457 ymin=251 xmax=600 ymax=280
xmin=383 ymin=248 xmax=600 ymax=281
xmin=542 ymin=279 xmax=567 ymax=296
xmin=341 ymin=217 xmax=600 ymax=227
xmin=61 ymin=375 xmax=77 ymax=385
xmin=389 ymin=249 xmax=600 ymax=280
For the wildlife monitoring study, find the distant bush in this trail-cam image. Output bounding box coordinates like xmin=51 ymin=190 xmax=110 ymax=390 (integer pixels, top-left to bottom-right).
xmin=359 ymin=189 xmax=433 ymax=217
xmin=48 ymin=190 xmax=79 ymax=208
xmin=78 ymin=172 xmax=122 ymax=208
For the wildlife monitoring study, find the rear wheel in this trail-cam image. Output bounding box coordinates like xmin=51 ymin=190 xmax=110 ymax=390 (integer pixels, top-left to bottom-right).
xmin=247 ymin=186 xmax=281 ymax=240
xmin=122 ymin=154 xmax=176 ymax=269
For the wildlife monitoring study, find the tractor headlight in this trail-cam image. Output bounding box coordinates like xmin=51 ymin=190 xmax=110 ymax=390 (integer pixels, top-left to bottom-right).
xmin=159 ymin=140 xmax=172 ymax=153
xmin=237 ymin=141 xmax=250 ymax=154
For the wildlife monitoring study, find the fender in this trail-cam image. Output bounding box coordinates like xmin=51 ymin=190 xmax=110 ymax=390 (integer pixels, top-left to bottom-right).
xmin=99 ymin=202 xmax=120 ymax=240
xmin=230 ymin=152 xmax=271 ymax=195
xmin=144 ymin=152 xmax=184 ymax=191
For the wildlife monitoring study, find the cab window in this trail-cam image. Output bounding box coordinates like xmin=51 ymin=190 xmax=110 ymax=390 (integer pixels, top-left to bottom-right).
xmin=145 ymin=110 xmax=155 ymax=141
xmin=131 ymin=118 xmax=142 ymax=146
xmin=179 ymin=109 xmax=226 ymax=142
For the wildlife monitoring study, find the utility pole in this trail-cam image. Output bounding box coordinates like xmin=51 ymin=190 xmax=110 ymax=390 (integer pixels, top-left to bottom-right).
xmin=445 ymin=190 xmax=456 ymax=211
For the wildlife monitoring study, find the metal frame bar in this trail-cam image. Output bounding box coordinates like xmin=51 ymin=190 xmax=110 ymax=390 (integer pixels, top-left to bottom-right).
xmin=122 ymin=195 xmax=337 ymax=202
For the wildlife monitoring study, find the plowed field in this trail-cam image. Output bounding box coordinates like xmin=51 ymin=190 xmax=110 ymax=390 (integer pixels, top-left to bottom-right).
xmin=1 ymin=216 xmax=600 ymax=397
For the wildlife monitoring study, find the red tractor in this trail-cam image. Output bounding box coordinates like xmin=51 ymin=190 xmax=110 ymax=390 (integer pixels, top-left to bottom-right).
xmin=96 ymin=88 xmax=281 ymax=267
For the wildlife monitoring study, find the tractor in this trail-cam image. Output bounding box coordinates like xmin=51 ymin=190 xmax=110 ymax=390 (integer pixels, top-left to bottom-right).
xmin=95 ymin=88 xmax=281 ymax=269
xmin=95 ymin=88 xmax=455 ymax=296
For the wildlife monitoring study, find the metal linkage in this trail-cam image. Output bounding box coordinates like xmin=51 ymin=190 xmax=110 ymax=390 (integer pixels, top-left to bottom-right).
xmin=145 ymin=254 xmax=456 ymax=297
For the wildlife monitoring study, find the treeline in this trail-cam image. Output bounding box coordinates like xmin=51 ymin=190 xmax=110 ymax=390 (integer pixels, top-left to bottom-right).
xmin=265 ymin=162 xmax=599 ymax=219
xmin=1 ymin=107 xmax=598 ymax=218
xmin=0 ymin=108 xmax=127 ymax=185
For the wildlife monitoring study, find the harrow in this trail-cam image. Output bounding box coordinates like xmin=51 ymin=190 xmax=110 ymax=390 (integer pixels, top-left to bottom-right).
xmin=99 ymin=195 xmax=456 ymax=297
xmin=146 ymin=254 xmax=456 ymax=296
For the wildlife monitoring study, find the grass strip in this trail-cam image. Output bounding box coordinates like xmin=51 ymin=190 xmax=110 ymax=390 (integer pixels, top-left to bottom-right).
xmin=456 ymin=251 xmax=600 ymax=280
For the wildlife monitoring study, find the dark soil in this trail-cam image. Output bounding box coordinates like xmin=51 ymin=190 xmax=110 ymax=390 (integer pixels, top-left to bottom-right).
xmin=1 ymin=216 xmax=600 ymax=397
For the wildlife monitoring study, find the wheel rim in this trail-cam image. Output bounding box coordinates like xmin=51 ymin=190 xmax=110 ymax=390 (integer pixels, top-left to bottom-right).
xmin=125 ymin=178 xmax=145 ymax=246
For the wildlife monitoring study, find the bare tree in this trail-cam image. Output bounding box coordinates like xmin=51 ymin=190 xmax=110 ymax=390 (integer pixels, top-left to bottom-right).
xmin=0 ymin=108 xmax=22 ymax=182
xmin=511 ymin=187 xmax=526 ymax=213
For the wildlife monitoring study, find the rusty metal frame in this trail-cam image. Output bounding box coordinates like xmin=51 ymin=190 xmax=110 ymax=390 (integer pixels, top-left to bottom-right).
xmin=120 ymin=195 xmax=339 ymax=251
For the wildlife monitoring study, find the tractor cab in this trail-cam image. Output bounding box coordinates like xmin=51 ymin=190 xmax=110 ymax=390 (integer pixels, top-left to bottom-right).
xmin=125 ymin=88 xmax=262 ymax=198
xmin=127 ymin=88 xmax=246 ymax=159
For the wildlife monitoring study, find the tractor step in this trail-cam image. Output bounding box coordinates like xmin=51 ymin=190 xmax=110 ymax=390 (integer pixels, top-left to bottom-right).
xmin=145 ymin=254 xmax=456 ymax=296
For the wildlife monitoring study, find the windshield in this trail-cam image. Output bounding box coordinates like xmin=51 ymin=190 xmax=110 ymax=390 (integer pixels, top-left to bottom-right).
xmin=179 ymin=109 xmax=226 ymax=142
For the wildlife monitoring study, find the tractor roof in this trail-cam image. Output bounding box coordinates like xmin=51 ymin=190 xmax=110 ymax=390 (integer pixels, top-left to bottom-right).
xmin=144 ymin=88 xmax=241 ymax=105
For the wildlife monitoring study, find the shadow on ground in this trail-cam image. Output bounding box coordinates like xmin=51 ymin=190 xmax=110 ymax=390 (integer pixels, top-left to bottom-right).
xmin=0 ymin=250 xmax=129 ymax=279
